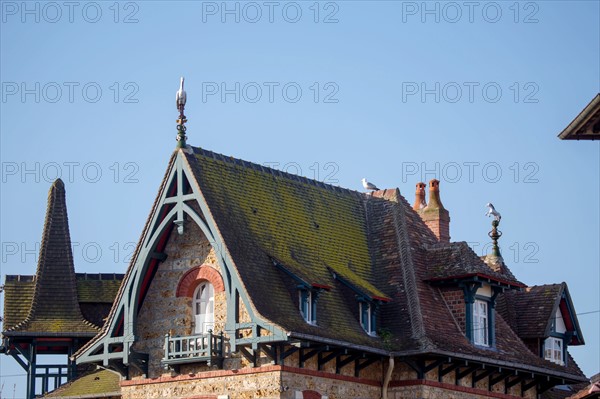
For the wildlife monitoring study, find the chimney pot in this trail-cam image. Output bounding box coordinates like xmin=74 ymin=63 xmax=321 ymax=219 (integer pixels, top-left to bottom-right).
xmin=413 ymin=182 xmax=427 ymax=210
xmin=417 ymin=179 xmax=450 ymax=242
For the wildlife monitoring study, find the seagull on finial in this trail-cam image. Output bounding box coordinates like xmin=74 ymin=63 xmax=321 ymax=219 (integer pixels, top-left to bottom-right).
xmin=362 ymin=178 xmax=380 ymax=192
xmin=485 ymin=203 xmax=501 ymax=221
xmin=176 ymin=76 xmax=187 ymax=115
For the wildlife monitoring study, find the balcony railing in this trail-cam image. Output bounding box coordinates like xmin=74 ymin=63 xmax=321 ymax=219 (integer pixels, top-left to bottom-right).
xmin=161 ymin=330 xmax=224 ymax=368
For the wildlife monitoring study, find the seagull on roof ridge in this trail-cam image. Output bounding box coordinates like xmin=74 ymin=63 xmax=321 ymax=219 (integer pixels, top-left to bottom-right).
xmin=485 ymin=203 xmax=501 ymax=221
xmin=362 ymin=178 xmax=380 ymax=191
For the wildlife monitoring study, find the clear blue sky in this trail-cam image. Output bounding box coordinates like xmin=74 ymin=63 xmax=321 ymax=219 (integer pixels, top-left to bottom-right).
xmin=1 ymin=1 xmax=598 ymax=397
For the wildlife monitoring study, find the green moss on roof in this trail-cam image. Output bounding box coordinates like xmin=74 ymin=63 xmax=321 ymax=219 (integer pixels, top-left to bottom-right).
xmin=2 ymin=279 xmax=35 ymax=329
xmin=77 ymin=280 xmax=122 ymax=303
xmin=44 ymin=369 xmax=120 ymax=397
xmin=192 ymin=151 xmax=386 ymax=300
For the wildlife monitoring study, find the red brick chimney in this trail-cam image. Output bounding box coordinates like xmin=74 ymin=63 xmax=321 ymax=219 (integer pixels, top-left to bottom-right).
xmin=417 ymin=179 xmax=450 ymax=242
xmin=413 ymin=182 xmax=427 ymax=210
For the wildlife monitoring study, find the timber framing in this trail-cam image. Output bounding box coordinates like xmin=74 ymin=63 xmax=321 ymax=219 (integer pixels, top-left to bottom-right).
xmin=398 ymin=355 xmax=572 ymax=396
xmin=76 ymin=151 xmax=287 ymax=374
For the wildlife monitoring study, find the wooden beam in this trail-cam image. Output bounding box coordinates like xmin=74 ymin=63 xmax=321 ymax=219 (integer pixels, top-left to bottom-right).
xmin=239 ymin=346 xmax=256 ymax=367
xmin=355 ymin=357 xmax=379 ymax=378
xmin=318 ymin=349 xmax=341 ymax=371
xmin=336 ymin=354 xmax=360 ymax=374
xmin=455 ymin=365 xmax=478 ymax=385
xmin=424 ymin=358 xmax=446 ymax=374
xmin=438 ymin=363 xmax=459 ymax=382
xmin=489 ymin=372 xmax=508 ymax=390
xmin=472 ymin=368 xmax=494 ymax=387
xmin=299 ymin=348 xmax=320 ymax=368
xmin=521 ymin=379 xmax=537 ymax=395
xmin=504 ymin=375 xmax=523 ymax=394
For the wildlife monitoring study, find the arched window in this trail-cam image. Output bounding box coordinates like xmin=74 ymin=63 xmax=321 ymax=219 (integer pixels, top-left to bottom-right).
xmin=193 ymin=282 xmax=214 ymax=334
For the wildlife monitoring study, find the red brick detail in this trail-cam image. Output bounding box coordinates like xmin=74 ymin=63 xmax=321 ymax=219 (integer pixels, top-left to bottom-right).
xmin=441 ymin=287 xmax=466 ymax=334
xmin=121 ymin=365 xmax=381 ymax=387
xmin=303 ymin=390 xmax=322 ymax=399
xmin=176 ymin=265 xmax=224 ymax=297
xmin=390 ymin=379 xmax=527 ymax=399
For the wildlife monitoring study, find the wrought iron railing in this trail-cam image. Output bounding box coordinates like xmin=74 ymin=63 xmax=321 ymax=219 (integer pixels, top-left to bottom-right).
xmin=162 ymin=330 xmax=224 ymax=368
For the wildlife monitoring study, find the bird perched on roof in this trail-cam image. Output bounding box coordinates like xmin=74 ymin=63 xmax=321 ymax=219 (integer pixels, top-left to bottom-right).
xmin=176 ymin=76 xmax=187 ymax=115
xmin=362 ymin=178 xmax=380 ymax=191
xmin=485 ymin=203 xmax=501 ymax=221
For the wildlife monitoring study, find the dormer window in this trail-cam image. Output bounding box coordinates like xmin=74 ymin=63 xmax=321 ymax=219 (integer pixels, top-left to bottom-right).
xmin=359 ymin=301 xmax=377 ymax=336
xmin=544 ymin=337 xmax=564 ymax=365
xmin=473 ymin=299 xmax=489 ymax=346
xmin=299 ymin=289 xmax=317 ymax=325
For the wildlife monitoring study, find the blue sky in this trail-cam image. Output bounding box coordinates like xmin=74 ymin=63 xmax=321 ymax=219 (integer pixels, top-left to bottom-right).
xmin=1 ymin=1 xmax=599 ymax=396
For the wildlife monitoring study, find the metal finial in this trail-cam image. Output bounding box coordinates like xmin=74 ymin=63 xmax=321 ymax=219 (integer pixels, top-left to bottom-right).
xmin=488 ymin=219 xmax=502 ymax=258
xmin=175 ymin=77 xmax=187 ymax=148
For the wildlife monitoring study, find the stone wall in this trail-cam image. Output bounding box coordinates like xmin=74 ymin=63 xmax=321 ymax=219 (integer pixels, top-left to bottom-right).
xmin=134 ymin=219 xmax=227 ymax=378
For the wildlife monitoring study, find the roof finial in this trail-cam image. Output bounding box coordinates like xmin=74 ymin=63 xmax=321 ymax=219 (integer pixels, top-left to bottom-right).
xmin=175 ymin=77 xmax=187 ymax=148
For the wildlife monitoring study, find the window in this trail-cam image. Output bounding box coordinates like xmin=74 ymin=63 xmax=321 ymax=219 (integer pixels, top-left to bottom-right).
xmin=359 ymin=302 xmax=376 ymax=336
xmin=193 ymin=282 xmax=214 ymax=334
xmin=473 ymin=299 xmax=489 ymax=346
xmin=299 ymin=289 xmax=316 ymax=325
xmin=544 ymin=337 xmax=564 ymax=365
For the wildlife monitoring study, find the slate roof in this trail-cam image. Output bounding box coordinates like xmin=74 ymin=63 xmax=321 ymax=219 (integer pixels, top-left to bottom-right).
xmin=43 ymin=369 xmax=120 ymax=398
xmin=177 ymin=147 xmax=586 ymax=381
xmin=2 ymin=180 xmax=124 ymax=337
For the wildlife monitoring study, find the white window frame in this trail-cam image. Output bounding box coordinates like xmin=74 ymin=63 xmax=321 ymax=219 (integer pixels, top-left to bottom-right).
xmin=544 ymin=337 xmax=564 ymax=365
xmin=193 ymin=282 xmax=215 ymax=334
xmin=359 ymin=302 xmax=376 ymax=336
xmin=473 ymin=299 xmax=489 ymax=346
xmin=299 ymin=290 xmax=316 ymax=325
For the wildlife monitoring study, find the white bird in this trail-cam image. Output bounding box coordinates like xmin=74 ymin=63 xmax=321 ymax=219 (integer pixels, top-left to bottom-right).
xmin=485 ymin=203 xmax=501 ymax=221
xmin=176 ymin=76 xmax=187 ymax=110
xmin=362 ymin=178 xmax=380 ymax=191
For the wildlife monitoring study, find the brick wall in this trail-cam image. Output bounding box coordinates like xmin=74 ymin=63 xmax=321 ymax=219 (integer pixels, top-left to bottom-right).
xmin=440 ymin=288 xmax=466 ymax=334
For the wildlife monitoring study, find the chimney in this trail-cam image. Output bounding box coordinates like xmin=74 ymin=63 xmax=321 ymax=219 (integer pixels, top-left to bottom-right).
xmin=413 ymin=182 xmax=427 ymax=210
xmin=417 ymin=179 xmax=450 ymax=242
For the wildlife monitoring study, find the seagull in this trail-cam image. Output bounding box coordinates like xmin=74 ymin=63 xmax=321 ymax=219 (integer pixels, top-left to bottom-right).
xmin=176 ymin=76 xmax=187 ymax=112
xmin=485 ymin=203 xmax=501 ymax=221
xmin=362 ymin=178 xmax=380 ymax=191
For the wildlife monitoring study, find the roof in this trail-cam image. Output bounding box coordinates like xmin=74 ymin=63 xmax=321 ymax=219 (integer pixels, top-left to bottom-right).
xmin=43 ymin=369 xmax=120 ymax=398
xmin=180 ymin=147 xmax=585 ymax=380
xmin=424 ymin=241 xmax=523 ymax=287
xmin=76 ymin=146 xmax=587 ymax=383
xmin=558 ymin=93 xmax=600 ymax=140
xmin=497 ymin=283 xmax=585 ymax=345
xmin=2 ymin=180 xmax=124 ymax=337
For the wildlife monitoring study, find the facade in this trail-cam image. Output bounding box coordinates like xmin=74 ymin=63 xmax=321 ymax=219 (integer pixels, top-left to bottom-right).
xmin=63 ymin=142 xmax=586 ymax=399
xmin=0 ymin=180 xmax=124 ymax=398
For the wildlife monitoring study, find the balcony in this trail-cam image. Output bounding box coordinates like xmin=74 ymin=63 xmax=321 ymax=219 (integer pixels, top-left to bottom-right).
xmin=161 ymin=330 xmax=225 ymax=369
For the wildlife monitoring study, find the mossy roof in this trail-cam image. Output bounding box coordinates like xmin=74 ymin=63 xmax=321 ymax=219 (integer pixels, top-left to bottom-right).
xmin=43 ymin=369 xmax=120 ymax=398
xmin=2 ymin=180 xmax=124 ymax=337
xmin=180 ymin=147 xmax=586 ymax=380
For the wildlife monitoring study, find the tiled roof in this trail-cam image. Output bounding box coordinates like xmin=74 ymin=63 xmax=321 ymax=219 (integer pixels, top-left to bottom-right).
xmin=179 ymin=147 xmax=585 ymax=380
xmin=2 ymin=180 xmax=115 ymax=336
xmin=77 ymin=147 xmax=586 ymax=383
xmin=186 ymin=147 xmax=387 ymax=347
xmin=498 ymin=284 xmax=562 ymax=339
xmin=43 ymin=369 xmax=120 ymax=398
xmin=425 ymin=241 xmax=523 ymax=287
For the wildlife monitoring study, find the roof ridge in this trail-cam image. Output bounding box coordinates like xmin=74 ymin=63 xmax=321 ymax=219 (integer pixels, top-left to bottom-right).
xmin=191 ymin=146 xmax=366 ymax=198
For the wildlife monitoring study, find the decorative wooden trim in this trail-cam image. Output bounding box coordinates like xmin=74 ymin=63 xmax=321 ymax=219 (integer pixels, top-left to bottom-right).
xmin=177 ymin=265 xmax=225 ymax=297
